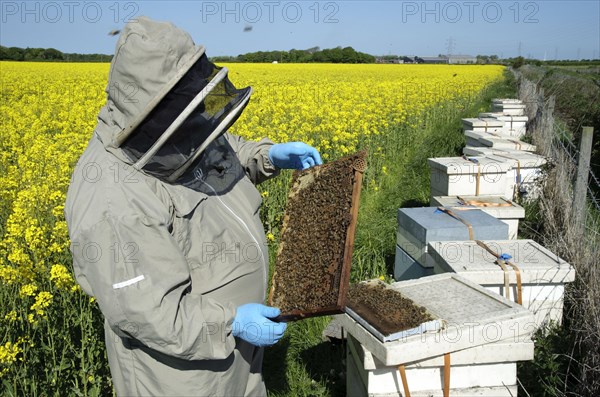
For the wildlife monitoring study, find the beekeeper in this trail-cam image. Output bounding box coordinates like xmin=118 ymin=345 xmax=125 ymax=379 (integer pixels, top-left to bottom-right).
xmin=65 ymin=16 xmax=322 ymax=396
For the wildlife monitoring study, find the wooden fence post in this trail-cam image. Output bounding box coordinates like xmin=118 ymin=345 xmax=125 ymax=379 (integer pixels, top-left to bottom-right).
xmin=572 ymin=127 xmax=594 ymax=235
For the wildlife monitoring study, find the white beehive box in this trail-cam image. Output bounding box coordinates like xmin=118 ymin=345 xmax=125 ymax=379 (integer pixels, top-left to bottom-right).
xmin=491 ymin=99 xmax=526 ymax=116
xmin=337 ymin=273 xmax=535 ymax=366
xmin=429 ymin=240 xmax=575 ymax=327
xmin=487 ymin=152 xmax=547 ymax=200
xmin=462 ymin=118 xmax=504 ymax=133
xmin=479 ymin=112 xmax=528 ymax=138
xmin=347 ymin=332 xmax=533 ymax=397
xmin=430 ymin=195 xmax=525 ymax=239
xmin=429 ymin=156 xmax=512 ymax=197
xmin=397 ymin=207 xmax=509 ymax=271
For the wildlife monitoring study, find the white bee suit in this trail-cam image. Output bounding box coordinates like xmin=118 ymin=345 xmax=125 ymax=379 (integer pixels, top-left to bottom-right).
xmin=65 ymin=16 xmax=279 ymax=396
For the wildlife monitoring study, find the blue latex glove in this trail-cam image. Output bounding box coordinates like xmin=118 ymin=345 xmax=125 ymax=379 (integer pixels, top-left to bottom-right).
xmin=268 ymin=142 xmax=323 ymax=170
xmin=232 ymin=303 xmax=287 ymax=347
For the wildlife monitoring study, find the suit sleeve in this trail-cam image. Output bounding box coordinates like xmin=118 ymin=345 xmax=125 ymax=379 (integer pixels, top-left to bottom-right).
xmin=71 ymin=214 xmax=237 ymax=361
xmin=224 ymin=133 xmax=280 ymax=184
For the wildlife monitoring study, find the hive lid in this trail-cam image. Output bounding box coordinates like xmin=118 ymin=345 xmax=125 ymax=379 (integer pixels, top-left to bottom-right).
xmin=478 ymin=112 xmax=529 ymax=122
xmin=428 ymin=240 xmax=576 ymax=284
xmin=430 ymin=195 xmax=525 ymax=219
xmin=267 ymin=151 xmax=367 ymax=321
xmin=428 ymin=156 xmax=512 ymax=174
xmin=462 ymin=146 xmax=516 ymax=156
xmin=478 ymin=136 xmax=536 ymax=152
xmin=487 ymin=152 xmax=547 ymax=168
xmin=464 ymin=130 xmax=512 ymax=141
xmin=336 ymin=273 xmax=535 ymax=365
xmin=397 ymin=207 xmax=509 ymax=243
xmin=492 ymin=98 xmax=523 ymax=105
xmin=462 ymin=117 xmax=504 ymax=128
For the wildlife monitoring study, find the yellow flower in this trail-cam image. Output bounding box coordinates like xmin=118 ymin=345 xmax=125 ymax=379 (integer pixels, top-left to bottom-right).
xmin=50 ymin=264 xmax=74 ymax=290
xmin=19 ymin=283 xmax=38 ymax=297
xmin=0 ymin=342 xmax=22 ymax=365
xmin=266 ymin=233 xmax=275 ymax=242
xmin=261 ymin=191 xmax=269 ymax=198
xmin=30 ymin=291 xmax=53 ymax=316
xmin=3 ymin=311 xmax=17 ymax=323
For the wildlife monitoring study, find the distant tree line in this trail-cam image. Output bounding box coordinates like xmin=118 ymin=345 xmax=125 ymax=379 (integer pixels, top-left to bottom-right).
xmin=211 ymin=46 xmax=375 ymax=63
xmin=0 ymin=46 xmax=112 ymax=62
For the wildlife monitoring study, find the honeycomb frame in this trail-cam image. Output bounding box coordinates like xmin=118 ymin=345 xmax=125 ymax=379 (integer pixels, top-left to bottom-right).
xmin=268 ymin=151 xmax=367 ymax=321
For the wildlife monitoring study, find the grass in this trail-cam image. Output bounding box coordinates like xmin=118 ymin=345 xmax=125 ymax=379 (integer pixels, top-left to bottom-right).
xmin=261 ymin=70 xmax=518 ymax=396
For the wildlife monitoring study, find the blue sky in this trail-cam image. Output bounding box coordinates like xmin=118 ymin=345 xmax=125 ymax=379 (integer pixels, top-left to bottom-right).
xmin=1 ymin=0 xmax=599 ymax=59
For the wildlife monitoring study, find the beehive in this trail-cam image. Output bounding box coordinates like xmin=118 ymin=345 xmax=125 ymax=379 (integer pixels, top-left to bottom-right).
xmin=347 ymin=333 xmax=533 ymax=397
xmin=429 ymin=240 xmax=575 ymax=328
xmin=396 ymin=207 xmax=509 ymax=273
xmin=487 ymin=152 xmax=547 ymax=200
xmin=479 ymin=112 xmax=528 ymax=138
xmin=491 ymin=98 xmax=526 ymax=116
xmin=462 ymin=118 xmax=504 ymax=134
xmin=337 ymin=274 xmax=535 ymax=365
xmin=268 ymin=151 xmax=366 ymax=321
xmin=430 ymin=195 xmax=524 ymax=239
xmin=428 ymin=156 xmax=511 ymax=197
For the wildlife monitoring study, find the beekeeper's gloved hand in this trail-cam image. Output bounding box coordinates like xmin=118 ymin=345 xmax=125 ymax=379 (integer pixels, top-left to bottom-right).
xmin=232 ymin=303 xmax=287 ymax=347
xmin=269 ymin=142 xmax=323 ymax=170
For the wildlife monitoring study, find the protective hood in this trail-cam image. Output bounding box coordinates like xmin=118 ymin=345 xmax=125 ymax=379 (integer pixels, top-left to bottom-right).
xmin=94 ymin=16 xmax=252 ymax=183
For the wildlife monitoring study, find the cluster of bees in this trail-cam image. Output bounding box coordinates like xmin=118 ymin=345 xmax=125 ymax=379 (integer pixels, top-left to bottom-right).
xmin=347 ymin=282 xmax=433 ymax=335
xmin=270 ymin=153 xmax=362 ymax=314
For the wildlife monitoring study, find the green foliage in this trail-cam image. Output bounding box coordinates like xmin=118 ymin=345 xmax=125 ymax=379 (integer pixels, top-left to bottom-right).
xmin=211 ymin=46 xmax=376 ymax=64
xmin=518 ymin=323 xmax=576 ymax=396
xmin=0 ymin=46 xmax=112 ymax=62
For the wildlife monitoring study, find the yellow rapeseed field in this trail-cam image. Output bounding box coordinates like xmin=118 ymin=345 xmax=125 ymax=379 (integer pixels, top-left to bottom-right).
xmin=0 ymin=61 xmax=504 ymax=392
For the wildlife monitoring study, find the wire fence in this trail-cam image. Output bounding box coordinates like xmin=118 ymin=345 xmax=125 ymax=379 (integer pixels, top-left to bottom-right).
xmin=551 ymin=122 xmax=600 ymax=212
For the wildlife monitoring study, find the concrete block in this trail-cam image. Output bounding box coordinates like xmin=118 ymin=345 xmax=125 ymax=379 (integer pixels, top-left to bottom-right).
xmin=336 ymin=273 xmax=535 ymax=366
xmin=429 ymin=156 xmax=512 ymax=196
xmin=430 ymin=195 xmax=524 ymax=239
